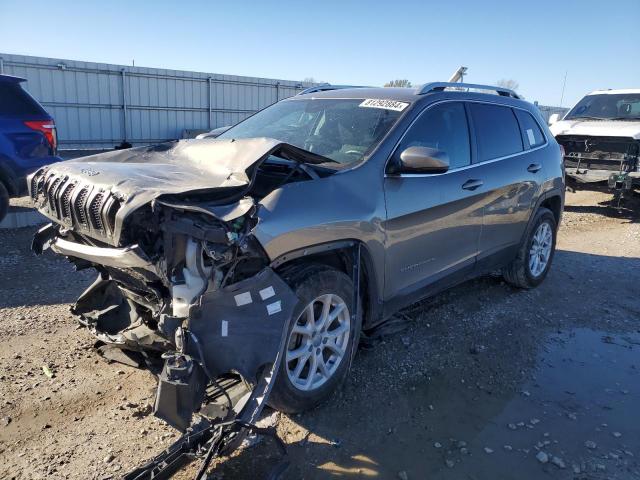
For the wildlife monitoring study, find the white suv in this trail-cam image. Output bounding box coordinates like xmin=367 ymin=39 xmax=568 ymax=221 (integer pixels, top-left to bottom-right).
xmin=549 ymin=89 xmax=640 ymax=197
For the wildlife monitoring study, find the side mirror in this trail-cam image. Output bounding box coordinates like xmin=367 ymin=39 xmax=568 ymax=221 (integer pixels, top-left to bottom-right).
xmin=393 ymin=146 xmax=449 ymax=174
xmin=548 ymin=113 xmax=559 ymax=126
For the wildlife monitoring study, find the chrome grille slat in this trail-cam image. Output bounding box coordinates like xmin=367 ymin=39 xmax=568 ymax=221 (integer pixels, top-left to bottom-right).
xmin=60 ymin=182 xmax=76 ymax=220
xmin=34 ymin=171 xmax=122 ymax=240
xmin=74 ymin=187 xmax=90 ymax=227
xmin=89 ymin=193 xmax=105 ymax=232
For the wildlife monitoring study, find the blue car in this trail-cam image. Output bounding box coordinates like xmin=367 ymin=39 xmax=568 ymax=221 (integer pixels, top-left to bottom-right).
xmin=0 ymin=74 xmax=61 ymax=221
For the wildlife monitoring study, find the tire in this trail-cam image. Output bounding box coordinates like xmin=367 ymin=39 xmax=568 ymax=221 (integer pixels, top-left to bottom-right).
xmin=0 ymin=182 xmax=9 ymax=223
xmin=268 ymin=265 xmax=362 ymax=413
xmin=502 ymin=207 xmax=557 ymax=289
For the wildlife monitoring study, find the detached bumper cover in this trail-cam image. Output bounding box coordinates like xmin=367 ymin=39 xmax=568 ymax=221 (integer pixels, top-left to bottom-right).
xmin=187 ymin=267 xmax=297 ymax=383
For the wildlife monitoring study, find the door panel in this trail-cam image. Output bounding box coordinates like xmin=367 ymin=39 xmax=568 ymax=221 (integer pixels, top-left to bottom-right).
xmin=382 ymin=101 xmax=484 ymax=303
xmin=467 ymin=103 xmax=545 ymax=262
xmin=471 ymin=155 xmax=540 ymax=260
xmin=383 ymin=171 xmax=485 ymax=300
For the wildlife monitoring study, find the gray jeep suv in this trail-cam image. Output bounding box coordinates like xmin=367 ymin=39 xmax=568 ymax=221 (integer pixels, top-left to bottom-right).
xmin=29 ymin=82 xmax=564 ymax=442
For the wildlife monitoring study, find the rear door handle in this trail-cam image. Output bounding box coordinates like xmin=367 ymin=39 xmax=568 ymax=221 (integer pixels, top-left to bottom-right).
xmin=527 ymin=163 xmax=542 ymax=173
xmin=462 ymin=179 xmax=483 ymax=191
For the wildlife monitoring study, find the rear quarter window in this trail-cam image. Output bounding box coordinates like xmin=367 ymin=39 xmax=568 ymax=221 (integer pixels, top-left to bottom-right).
xmin=469 ymin=103 xmax=523 ymax=162
xmin=514 ymin=109 xmax=546 ymax=149
xmin=0 ymin=82 xmax=45 ymax=116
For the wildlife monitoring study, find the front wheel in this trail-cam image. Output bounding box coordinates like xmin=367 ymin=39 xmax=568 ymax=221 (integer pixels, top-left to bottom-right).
xmin=268 ymin=266 xmax=361 ymax=413
xmin=503 ymin=207 xmax=557 ymax=289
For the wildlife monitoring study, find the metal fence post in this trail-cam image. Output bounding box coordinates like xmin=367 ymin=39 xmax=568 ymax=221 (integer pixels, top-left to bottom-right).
xmin=208 ymin=77 xmax=212 ymax=129
xmin=121 ymin=69 xmax=128 ymax=143
xmin=0 ymin=58 xmax=4 ymax=75
xmin=275 ymin=81 xmax=280 ymax=102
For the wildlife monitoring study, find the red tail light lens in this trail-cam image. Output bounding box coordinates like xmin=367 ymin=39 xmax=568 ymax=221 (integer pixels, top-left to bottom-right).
xmin=24 ymin=120 xmax=57 ymax=152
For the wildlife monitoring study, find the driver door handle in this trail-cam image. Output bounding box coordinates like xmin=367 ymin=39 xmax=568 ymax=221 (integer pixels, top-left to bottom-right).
xmin=527 ymin=163 xmax=542 ymax=173
xmin=462 ymin=179 xmax=483 ymax=191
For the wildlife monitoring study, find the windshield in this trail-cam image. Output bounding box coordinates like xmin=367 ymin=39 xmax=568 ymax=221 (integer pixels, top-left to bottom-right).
xmin=565 ymin=93 xmax=640 ymax=121
xmin=218 ymin=98 xmax=406 ymax=164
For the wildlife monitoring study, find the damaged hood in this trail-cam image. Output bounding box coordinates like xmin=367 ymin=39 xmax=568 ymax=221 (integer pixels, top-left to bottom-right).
xmin=29 ymin=137 xmax=328 ymax=244
xmin=550 ymin=119 xmax=640 ymax=139
xmin=36 ymin=137 xmax=290 ymax=204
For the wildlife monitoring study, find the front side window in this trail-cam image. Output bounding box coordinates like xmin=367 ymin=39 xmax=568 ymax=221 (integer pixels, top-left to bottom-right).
xmin=565 ymin=93 xmax=640 ymax=121
xmin=469 ymin=103 xmax=523 ymax=161
xmin=396 ymin=102 xmax=471 ymax=169
xmin=218 ymin=98 xmax=405 ymax=165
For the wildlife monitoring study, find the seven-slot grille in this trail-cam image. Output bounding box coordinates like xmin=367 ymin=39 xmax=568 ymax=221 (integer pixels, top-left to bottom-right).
xmin=30 ymin=170 xmax=122 ymax=237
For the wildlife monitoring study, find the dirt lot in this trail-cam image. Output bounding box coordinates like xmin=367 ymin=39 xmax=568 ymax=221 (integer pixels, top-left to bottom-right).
xmin=1 ymin=189 xmax=639 ymax=480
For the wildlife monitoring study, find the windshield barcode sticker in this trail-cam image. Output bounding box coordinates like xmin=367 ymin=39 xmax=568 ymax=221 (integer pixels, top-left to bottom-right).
xmin=359 ymin=99 xmax=409 ymax=112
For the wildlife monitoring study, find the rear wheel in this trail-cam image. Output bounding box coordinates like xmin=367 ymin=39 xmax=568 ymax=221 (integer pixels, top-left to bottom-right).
xmin=0 ymin=182 xmax=9 ymax=223
xmin=268 ymin=266 xmax=361 ymax=413
xmin=503 ymin=207 xmax=557 ymax=289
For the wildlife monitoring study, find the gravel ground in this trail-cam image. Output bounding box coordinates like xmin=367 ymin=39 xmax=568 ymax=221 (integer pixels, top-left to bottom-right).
xmin=1 ymin=189 xmax=639 ymax=479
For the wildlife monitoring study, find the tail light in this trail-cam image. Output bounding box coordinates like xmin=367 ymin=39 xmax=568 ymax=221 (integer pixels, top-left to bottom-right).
xmin=559 ymin=144 xmax=566 ymax=158
xmin=24 ymin=120 xmax=58 ymax=153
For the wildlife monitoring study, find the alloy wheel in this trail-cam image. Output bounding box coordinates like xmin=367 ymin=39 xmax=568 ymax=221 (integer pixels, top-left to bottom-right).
xmin=529 ymin=222 xmax=553 ymax=277
xmin=285 ymin=293 xmax=351 ymax=391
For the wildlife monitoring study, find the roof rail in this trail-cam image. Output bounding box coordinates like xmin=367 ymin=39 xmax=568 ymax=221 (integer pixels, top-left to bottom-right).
xmin=418 ymin=82 xmax=521 ymax=99
xmin=297 ymin=84 xmax=368 ymax=95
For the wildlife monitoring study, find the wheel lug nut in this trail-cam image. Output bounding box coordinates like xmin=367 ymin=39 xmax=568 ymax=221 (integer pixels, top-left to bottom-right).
xmin=323 ymin=338 xmax=328 ymax=344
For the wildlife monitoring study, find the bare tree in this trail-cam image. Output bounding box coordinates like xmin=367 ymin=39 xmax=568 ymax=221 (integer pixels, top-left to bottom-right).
xmin=496 ymin=79 xmax=520 ymax=92
xmin=302 ymin=77 xmax=326 ymax=84
xmin=384 ymin=79 xmax=412 ymax=88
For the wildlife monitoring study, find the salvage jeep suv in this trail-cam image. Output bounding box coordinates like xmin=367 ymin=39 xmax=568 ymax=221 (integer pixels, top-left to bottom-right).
xmin=29 ymin=82 xmax=564 ymax=471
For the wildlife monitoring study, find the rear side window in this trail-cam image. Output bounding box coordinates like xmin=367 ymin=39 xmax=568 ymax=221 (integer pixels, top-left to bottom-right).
xmin=469 ymin=103 xmax=523 ymax=161
xmin=514 ymin=109 xmax=546 ymax=149
xmin=0 ymin=82 xmax=44 ymax=116
xmin=397 ymin=102 xmax=471 ymax=169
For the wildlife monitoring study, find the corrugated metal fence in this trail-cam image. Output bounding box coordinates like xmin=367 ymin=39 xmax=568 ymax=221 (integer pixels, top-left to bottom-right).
xmin=535 ymin=103 xmax=569 ymax=123
xmin=0 ymin=53 xmax=569 ymax=149
xmin=0 ymin=53 xmax=313 ymax=149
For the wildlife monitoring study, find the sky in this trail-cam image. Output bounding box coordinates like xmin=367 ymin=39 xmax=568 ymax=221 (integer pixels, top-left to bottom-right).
xmin=0 ymin=0 xmax=638 ymax=107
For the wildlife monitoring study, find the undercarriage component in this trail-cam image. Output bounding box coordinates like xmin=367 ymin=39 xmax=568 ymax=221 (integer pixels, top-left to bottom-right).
xmin=154 ymin=354 xmax=207 ymax=431
xmin=125 ymin=314 xmax=292 ymax=480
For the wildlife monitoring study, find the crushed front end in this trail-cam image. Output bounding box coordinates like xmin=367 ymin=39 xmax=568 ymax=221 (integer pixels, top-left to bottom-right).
xmin=27 ymin=139 xmax=324 ymax=477
xmin=557 ymin=135 xmax=640 ymax=203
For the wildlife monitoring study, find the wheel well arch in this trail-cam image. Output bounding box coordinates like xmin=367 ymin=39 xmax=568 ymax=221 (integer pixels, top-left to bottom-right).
xmin=540 ymin=194 xmax=562 ymax=227
xmin=271 ymin=240 xmax=382 ymax=328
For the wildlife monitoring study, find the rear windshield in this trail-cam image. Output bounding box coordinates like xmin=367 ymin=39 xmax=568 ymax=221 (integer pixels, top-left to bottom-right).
xmin=218 ymin=98 xmax=406 ymax=165
xmin=0 ymin=82 xmax=45 ymax=116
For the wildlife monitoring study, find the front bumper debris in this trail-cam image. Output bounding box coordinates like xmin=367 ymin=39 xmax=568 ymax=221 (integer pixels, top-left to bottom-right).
xmin=32 ymin=221 xmax=298 ymax=478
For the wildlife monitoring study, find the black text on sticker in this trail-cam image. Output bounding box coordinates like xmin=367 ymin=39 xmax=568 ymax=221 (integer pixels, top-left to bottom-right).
xmin=359 ymin=99 xmax=409 ymax=112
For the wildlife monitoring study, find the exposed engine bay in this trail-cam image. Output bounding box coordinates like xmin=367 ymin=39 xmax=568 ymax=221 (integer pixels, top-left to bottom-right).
xmin=556 ymin=135 xmax=639 ymax=205
xmin=28 ymin=137 xmax=339 ymax=478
